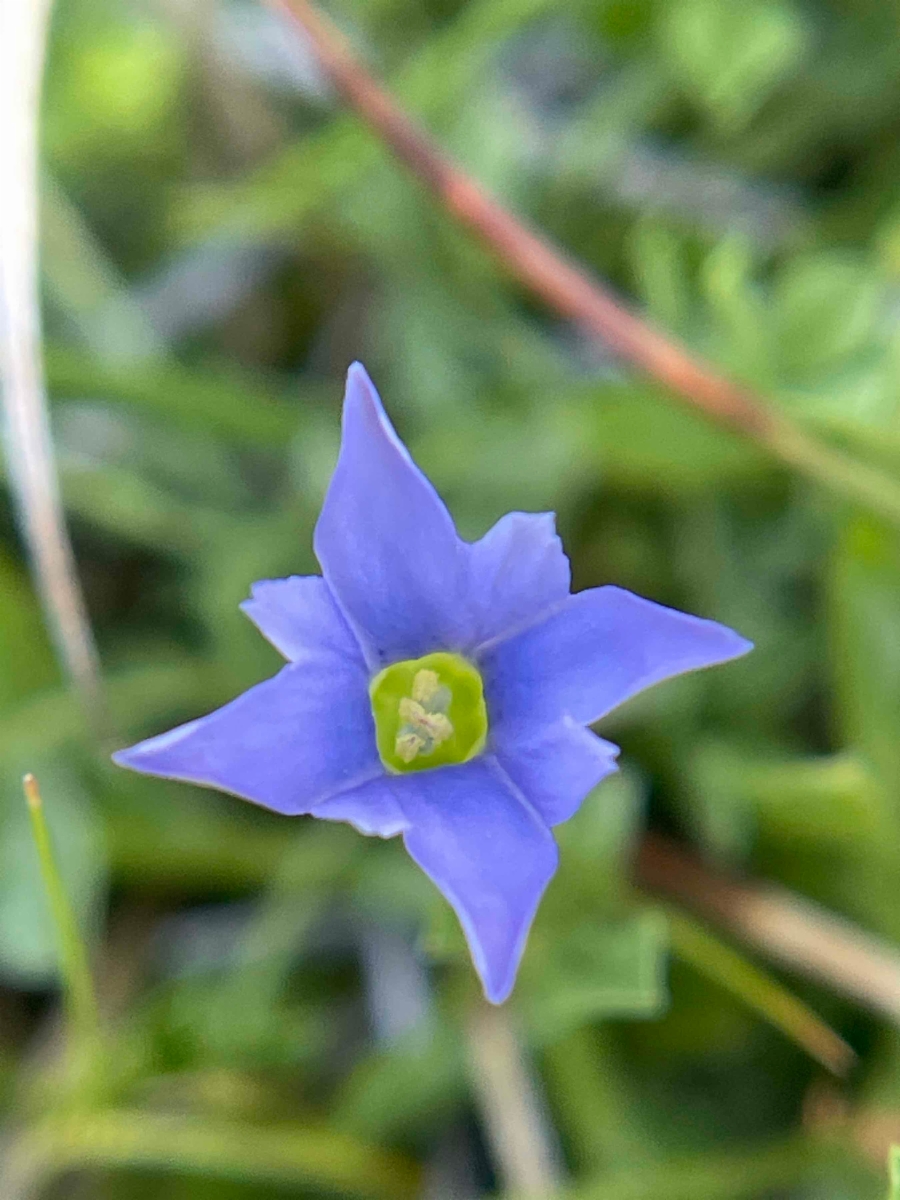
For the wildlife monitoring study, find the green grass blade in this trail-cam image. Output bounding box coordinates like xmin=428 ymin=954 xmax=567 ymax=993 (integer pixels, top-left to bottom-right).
xmin=888 ymin=1146 xmax=900 ymax=1199
xmin=24 ymin=773 xmax=99 ymax=1042
xmin=22 ymin=1110 xmax=421 ymax=1199
xmin=668 ymin=909 xmax=854 ymax=1076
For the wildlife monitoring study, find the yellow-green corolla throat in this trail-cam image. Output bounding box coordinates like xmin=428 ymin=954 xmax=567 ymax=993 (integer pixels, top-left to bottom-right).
xmin=369 ymin=651 xmax=488 ymax=774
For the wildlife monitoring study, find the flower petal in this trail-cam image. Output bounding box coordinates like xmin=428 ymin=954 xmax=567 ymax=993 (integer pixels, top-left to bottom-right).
xmin=467 ymin=512 xmax=570 ymax=649
xmin=492 ymin=719 xmax=620 ymax=826
xmin=112 ymin=655 xmax=380 ymax=816
xmin=395 ymin=758 xmax=558 ymax=1003
xmin=240 ymin=575 xmax=364 ymax=665
xmin=483 ymin=585 xmax=753 ymax=728
xmin=311 ymin=775 xmax=408 ymax=838
xmin=314 ymin=363 xmax=468 ymax=668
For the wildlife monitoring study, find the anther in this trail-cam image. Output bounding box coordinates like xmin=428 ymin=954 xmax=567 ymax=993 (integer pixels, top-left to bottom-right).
xmin=394 ymin=670 xmax=454 ymax=762
xmin=369 ymin=650 xmax=487 ymax=774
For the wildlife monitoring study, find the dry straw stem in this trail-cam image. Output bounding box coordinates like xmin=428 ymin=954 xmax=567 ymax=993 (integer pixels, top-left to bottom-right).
xmin=0 ymin=0 xmax=104 ymax=723
xmin=466 ymin=1001 xmax=565 ymax=1197
xmin=638 ymin=834 xmax=900 ymax=1029
xmin=268 ymin=0 xmax=900 ymax=525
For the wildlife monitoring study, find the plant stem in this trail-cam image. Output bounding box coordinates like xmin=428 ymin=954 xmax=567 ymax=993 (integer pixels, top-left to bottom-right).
xmin=0 ymin=0 xmax=105 ymax=726
xmin=268 ymin=0 xmax=900 ymax=526
xmin=466 ymin=1000 xmax=564 ymax=1196
xmin=637 ymin=833 xmax=900 ymax=1027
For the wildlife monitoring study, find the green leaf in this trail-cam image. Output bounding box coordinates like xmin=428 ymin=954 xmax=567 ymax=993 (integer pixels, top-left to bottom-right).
xmin=588 ymin=383 xmax=768 ymax=493
xmin=775 ymin=252 xmax=883 ymax=378
xmin=828 ymin=515 xmax=900 ymax=795
xmin=47 ymin=344 xmax=303 ymax=447
xmin=0 ymin=547 xmax=59 ymax=708
xmin=17 ymin=1110 xmax=421 ymax=1199
xmin=521 ymin=911 xmax=669 ymax=1040
xmin=630 ymin=219 xmax=691 ymax=332
xmin=660 ymin=0 xmax=808 ymax=132
xmin=333 ymin=1025 xmax=466 ymax=1142
xmin=686 ymin=741 xmax=889 ymax=860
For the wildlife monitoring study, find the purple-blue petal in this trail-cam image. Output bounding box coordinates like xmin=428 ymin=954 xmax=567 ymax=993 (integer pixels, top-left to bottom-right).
xmin=492 ymin=719 xmax=620 ymax=826
xmin=483 ymin=585 xmax=752 ymax=729
xmin=394 ymin=758 xmax=558 ymax=1003
xmin=240 ymin=575 xmax=364 ymax=665
xmin=314 ymin=363 xmax=469 ymax=668
xmin=466 ymin=511 xmax=570 ymax=650
xmin=112 ymin=654 xmax=380 ymax=816
xmin=311 ymin=774 xmax=408 ymax=838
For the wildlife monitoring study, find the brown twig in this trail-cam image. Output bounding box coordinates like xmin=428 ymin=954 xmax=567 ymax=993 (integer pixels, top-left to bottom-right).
xmin=637 ymin=833 xmax=900 ymax=1027
xmin=266 ymin=0 xmax=900 ymax=524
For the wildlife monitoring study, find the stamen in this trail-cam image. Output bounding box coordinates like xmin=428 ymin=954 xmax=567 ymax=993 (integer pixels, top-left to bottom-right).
xmin=411 ymin=669 xmax=451 ymax=709
xmin=394 ymin=669 xmax=455 ymax=762
xmin=395 ymin=731 xmax=426 ymax=763
xmin=369 ymin=650 xmax=487 ymax=774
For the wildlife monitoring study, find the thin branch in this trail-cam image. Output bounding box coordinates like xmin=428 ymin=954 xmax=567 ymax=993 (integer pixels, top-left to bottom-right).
xmin=637 ymin=833 xmax=900 ymax=1026
xmin=266 ymin=0 xmax=900 ymax=525
xmin=0 ymin=0 xmax=105 ymax=722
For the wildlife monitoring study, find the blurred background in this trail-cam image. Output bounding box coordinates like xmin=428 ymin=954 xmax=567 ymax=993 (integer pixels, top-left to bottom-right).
xmin=3 ymin=0 xmax=900 ymax=1195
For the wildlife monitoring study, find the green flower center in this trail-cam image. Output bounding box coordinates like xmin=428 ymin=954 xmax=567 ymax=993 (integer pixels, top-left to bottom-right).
xmin=369 ymin=651 xmax=488 ymax=774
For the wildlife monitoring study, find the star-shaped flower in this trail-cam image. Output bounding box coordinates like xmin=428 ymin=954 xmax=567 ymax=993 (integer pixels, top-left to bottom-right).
xmin=114 ymin=364 xmax=751 ymax=1003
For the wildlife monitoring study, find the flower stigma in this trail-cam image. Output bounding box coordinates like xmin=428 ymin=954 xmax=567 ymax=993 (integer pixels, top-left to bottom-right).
xmin=369 ymin=651 xmax=488 ymax=774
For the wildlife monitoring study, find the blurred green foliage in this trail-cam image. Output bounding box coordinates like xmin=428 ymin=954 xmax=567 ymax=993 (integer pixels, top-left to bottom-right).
xmin=4 ymin=0 xmax=900 ymax=1194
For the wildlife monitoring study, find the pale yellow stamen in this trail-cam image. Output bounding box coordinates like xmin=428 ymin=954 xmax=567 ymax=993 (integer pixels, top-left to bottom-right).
xmin=394 ymin=669 xmax=454 ymax=762
xmin=411 ymin=668 xmax=449 ymax=708
xmin=398 ymin=698 xmax=453 ymax=740
xmin=395 ymin=731 xmax=425 ymax=763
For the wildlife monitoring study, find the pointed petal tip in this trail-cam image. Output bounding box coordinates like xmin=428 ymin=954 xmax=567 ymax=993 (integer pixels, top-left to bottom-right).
xmin=481 ymin=971 xmax=516 ymax=1006
xmin=441 ymin=858 xmax=553 ymax=1008
xmin=467 ymin=817 xmax=560 ymax=1007
xmin=341 ymin=360 xmax=394 ymax=441
xmin=465 ymin=931 xmax=516 ymax=1005
xmin=344 ymin=361 xmax=380 ymax=406
xmin=110 ymin=735 xmax=171 ymax=772
xmin=399 ymin=760 xmax=558 ymax=1012
xmin=725 ymin=630 xmax=755 ymax=660
xmin=111 ymin=745 xmax=141 ymax=771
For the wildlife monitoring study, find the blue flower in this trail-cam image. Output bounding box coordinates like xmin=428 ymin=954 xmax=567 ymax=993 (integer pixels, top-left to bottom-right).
xmin=114 ymin=363 xmax=751 ymax=1003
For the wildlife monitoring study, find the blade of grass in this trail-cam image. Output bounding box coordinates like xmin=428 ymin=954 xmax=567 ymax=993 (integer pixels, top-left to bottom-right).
xmin=889 ymin=1146 xmax=900 ymax=1199
xmin=14 ymin=1109 xmax=421 ymax=1200
xmin=564 ymin=1136 xmax=873 ymax=1200
xmin=668 ymin=909 xmax=854 ymax=1077
xmin=24 ymin=773 xmax=99 ymax=1045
